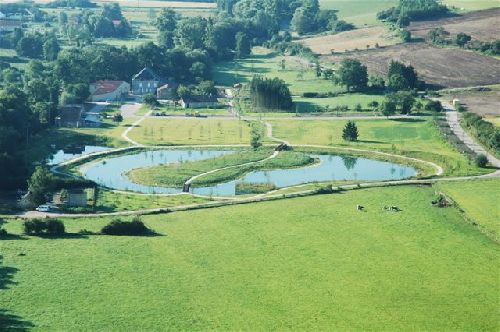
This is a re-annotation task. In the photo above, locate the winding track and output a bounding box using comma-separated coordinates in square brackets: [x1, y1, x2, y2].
[18, 112, 499, 218]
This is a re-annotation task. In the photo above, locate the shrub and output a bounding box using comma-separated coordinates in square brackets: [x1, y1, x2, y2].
[23, 218, 65, 236]
[113, 113, 123, 122]
[46, 219, 65, 235]
[101, 217, 154, 236]
[0, 228, 8, 237]
[475, 154, 488, 168]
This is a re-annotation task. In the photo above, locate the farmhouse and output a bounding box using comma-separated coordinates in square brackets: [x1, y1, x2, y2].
[131, 67, 163, 95]
[157, 82, 178, 100]
[180, 95, 219, 109]
[55, 104, 84, 128]
[0, 18, 22, 32]
[89, 80, 130, 102]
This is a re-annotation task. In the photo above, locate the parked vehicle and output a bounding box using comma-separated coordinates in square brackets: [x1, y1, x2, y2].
[35, 204, 51, 212]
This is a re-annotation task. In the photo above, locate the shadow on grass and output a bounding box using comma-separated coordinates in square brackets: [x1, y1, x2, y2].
[0, 234, 28, 241]
[0, 255, 34, 331]
[356, 139, 384, 144]
[391, 118, 426, 123]
[0, 309, 34, 331]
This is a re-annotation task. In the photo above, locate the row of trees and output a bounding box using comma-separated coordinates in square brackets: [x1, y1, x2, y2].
[334, 59, 421, 92]
[249, 75, 293, 111]
[377, 0, 449, 27]
[428, 28, 500, 56]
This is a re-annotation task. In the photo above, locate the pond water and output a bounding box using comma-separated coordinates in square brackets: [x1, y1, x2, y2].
[48, 145, 111, 165]
[81, 149, 417, 197]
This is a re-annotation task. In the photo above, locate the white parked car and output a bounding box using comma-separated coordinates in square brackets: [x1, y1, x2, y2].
[35, 204, 51, 212]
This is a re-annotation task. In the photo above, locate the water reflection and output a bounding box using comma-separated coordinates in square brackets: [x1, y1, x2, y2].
[81, 149, 417, 197]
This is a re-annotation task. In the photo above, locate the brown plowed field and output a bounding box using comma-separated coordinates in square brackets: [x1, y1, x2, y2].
[443, 87, 500, 117]
[409, 8, 500, 42]
[323, 43, 500, 88]
[299, 26, 399, 55]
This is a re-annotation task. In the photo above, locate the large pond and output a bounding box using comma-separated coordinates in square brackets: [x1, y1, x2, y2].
[48, 145, 110, 165]
[80, 149, 417, 197]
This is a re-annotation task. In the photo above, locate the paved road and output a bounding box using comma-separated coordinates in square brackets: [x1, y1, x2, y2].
[441, 99, 500, 168]
[120, 102, 143, 118]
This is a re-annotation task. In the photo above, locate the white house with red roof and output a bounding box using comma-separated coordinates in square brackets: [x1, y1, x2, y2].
[89, 80, 130, 102]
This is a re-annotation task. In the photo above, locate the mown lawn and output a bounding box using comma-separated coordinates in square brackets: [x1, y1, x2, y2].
[0, 186, 498, 330]
[127, 118, 256, 146]
[436, 178, 500, 239]
[269, 118, 489, 176]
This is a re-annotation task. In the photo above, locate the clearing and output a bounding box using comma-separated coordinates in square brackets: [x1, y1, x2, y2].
[126, 118, 255, 146]
[0, 186, 497, 330]
[324, 43, 500, 88]
[299, 26, 399, 55]
[409, 7, 500, 42]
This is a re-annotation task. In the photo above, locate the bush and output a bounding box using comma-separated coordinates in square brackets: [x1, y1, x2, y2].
[23, 218, 65, 236]
[113, 113, 123, 122]
[101, 217, 154, 236]
[475, 154, 488, 168]
[0, 228, 8, 237]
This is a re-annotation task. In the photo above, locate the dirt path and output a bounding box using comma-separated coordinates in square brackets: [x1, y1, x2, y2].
[441, 99, 500, 168]
[120, 102, 143, 118]
[121, 110, 152, 146]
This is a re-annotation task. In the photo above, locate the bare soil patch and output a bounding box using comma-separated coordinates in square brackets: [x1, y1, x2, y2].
[443, 86, 500, 117]
[409, 8, 500, 42]
[323, 43, 500, 88]
[299, 27, 399, 55]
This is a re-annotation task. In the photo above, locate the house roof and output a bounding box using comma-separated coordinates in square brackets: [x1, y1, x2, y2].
[132, 67, 162, 82]
[92, 80, 127, 96]
[158, 81, 178, 90]
[182, 95, 218, 103]
[0, 19, 23, 28]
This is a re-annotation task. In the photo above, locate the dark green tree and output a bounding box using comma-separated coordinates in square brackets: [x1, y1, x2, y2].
[336, 59, 368, 92]
[342, 121, 358, 141]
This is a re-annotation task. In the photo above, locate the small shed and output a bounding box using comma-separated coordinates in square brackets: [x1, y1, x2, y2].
[180, 95, 219, 109]
[157, 82, 178, 100]
[66, 189, 88, 207]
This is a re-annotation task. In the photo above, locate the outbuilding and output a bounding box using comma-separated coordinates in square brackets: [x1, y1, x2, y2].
[89, 80, 130, 102]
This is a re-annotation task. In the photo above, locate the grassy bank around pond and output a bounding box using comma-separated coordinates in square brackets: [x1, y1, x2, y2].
[269, 118, 491, 177]
[127, 148, 315, 188]
[0, 186, 497, 330]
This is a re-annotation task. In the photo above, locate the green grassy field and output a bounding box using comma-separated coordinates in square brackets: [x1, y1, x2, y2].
[269, 118, 488, 176]
[295, 94, 386, 112]
[127, 118, 256, 146]
[95, 190, 211, 212]
[442, 0, 500, 11]
[436, 178, 500, 239]
[319, 0, 397, 27]
[214, 47, 341, 96]
[1, 186, 498, 330]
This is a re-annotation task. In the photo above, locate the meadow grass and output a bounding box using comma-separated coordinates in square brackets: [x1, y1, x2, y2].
[0, 186, 498, 330]
[442, 0, 500, 11]
[294, 93, 386, 112]
[126, 118, 256, 146]
[268, 118, 488, 176]
[436, 178, 500, 239]
[213, 47, 342, 96]
[94, 190, 212, 212]
[319, 0, 398, 27]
